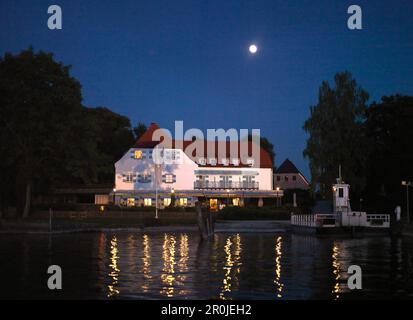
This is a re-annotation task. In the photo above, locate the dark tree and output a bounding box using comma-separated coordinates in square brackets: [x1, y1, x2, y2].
[0, 48, 99, 218]
[247, 134, 275, 167]
[133, 122, 147, 140]
[303, 72, 369, 197]
[364, 95, 413, 211]
[86, 107, 135, 183]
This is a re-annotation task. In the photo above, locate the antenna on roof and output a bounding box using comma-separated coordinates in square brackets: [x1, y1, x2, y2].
[337, 164, 342, 184]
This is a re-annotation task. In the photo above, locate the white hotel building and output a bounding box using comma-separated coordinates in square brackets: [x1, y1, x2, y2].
[113, 123, 282, 209]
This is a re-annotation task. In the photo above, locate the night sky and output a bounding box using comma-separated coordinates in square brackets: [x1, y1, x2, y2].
[1, 0, 413, 178]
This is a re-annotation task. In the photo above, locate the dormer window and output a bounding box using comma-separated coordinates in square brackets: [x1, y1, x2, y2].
[172, 150, 180, 160]
[247, 158, 255, 166]
[231, 158, 240, 166]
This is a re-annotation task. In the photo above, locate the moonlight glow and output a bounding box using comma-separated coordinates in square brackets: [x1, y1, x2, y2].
[249, 44, 258, 54]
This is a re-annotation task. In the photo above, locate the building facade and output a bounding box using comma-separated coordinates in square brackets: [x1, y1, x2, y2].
[274, 159, 310, 190]
[114, 123, 282, 209]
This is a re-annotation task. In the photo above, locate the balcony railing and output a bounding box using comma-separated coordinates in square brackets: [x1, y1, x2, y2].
[194, 181, 259, 190]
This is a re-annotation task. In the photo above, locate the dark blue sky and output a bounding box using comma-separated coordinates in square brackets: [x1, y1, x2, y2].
[1, 0, 413, 178]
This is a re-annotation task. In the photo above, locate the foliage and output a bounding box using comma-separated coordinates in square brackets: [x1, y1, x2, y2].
[303, 72, 369, 197]
[0, 48, 136, 217]
[0, 48, 100, 217]
[133, 122, 147, 140]
[86, 107, 135, 183]
[363, 95, 413, 211]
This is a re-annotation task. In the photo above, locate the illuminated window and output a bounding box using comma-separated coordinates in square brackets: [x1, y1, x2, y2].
[127, 198, 135, 207]
[163, 198, 171, 206]
[232, 198, 240, 206]
[179, 198, 188, 206]
[162, 173, 176, 183]
[144, 198, 152, 206]
[134, 150, 143, 159]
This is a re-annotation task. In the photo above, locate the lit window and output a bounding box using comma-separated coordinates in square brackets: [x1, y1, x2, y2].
[232, 198, 240, 206]
[134, 150, 143, 159]
[144, 198, 152, 206]
[127, 198, 135, 207]
[179, 198, 188, 206]
[162, 174, 176, 183]
[163, 198, 171, 206]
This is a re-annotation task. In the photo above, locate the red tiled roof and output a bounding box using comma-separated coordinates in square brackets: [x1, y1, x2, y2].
[134, 123, 162, 148]
[133, 123, 273, 168]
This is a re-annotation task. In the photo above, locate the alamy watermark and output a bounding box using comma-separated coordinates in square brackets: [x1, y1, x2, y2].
[149, 121, 262, 167]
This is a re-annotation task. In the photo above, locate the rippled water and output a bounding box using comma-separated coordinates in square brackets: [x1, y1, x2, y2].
[0, 231, 412, 299]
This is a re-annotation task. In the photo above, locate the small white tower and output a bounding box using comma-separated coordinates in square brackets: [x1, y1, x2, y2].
[332, 166, 351, 214]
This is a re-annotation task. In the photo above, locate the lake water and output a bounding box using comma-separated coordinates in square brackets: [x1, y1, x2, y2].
[0, 231, 412, 299]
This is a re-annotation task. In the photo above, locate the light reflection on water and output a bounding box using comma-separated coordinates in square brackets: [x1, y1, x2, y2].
[274, 236, 283, 298]
[107, 236, 120, 298]
[1, 232, 413, 299]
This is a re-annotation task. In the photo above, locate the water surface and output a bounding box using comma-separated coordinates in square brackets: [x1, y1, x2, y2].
[0, 232, 412, 299]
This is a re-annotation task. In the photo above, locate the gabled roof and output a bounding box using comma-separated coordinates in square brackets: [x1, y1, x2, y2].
[132, 122, 273, 168]
[275, 159, 300, 174]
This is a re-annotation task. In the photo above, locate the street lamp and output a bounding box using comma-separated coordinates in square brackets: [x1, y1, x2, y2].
[401, 181, 412, 224]
[112, 188, 117, 205]
[275, 187, 281, 207]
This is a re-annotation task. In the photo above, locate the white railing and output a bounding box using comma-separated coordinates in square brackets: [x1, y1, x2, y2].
[366, 214, 390, 228]
[194, 181, 259, 190]
[291, 214, 337, 228]
[292, 213, 390, 229]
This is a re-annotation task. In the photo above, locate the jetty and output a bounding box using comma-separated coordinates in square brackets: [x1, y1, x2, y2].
[291, 174, 390, 236]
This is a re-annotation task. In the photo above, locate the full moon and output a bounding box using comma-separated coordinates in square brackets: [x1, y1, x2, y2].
[249, 44, 258, 54]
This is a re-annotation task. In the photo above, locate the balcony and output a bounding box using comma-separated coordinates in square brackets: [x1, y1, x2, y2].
[194, 181, 259, 190]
